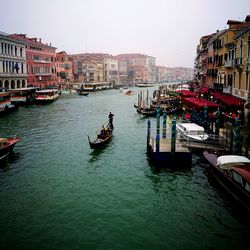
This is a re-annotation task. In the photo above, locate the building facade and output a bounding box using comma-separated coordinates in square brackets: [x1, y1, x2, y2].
[10, 34, 57, 88]
[116, 53, 156, 84]
[194, 15, 250, 106]
[0, 32, 27, 89]
[56, 51, 73, 88]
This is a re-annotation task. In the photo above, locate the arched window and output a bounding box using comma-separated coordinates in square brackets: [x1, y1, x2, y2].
[4, 80, 9, 89]
[11, 80, 15, 89]
[17, 80, 20, 88]
[3, 61, 5, 73]
[15, 46, 17, 56]
[22, 80, 26, 87]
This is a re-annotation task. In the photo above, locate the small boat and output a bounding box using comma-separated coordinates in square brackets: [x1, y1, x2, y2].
[0, 137, 20, 161]
[125, 90, 134, 95]
[176, 123, 209, 141]
[79, 91, 89, 96]
[35, 89, 59, 104]
[203, 150, 250, 210]
[88, 125, 113, 149]
[0, 92, 18, 116]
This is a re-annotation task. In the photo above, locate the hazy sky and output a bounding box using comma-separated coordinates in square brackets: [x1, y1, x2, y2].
[0, 0, 249, 67]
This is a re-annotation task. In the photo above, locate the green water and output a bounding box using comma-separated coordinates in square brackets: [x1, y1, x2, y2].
[0, 89, 249, 250]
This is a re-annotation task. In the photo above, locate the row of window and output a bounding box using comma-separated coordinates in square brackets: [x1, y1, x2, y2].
[0, 42, 24, 57]
[1, 60, 25, 74]
[27, 66, 57, 74]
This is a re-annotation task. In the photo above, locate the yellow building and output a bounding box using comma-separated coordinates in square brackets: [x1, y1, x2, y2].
[233, 25, 250, 105]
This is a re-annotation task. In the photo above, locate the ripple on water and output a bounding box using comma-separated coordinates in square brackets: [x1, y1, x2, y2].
[0, 89, 249, 250]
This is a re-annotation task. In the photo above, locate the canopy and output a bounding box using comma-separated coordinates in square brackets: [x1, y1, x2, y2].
[220, 94, 245, 106]
[211, 91, 245, 106]
[176, 90, 194, 97]
[183, 97, 222, 110]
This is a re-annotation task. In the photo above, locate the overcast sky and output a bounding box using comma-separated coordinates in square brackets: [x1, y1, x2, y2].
[0, 0, 249, 67]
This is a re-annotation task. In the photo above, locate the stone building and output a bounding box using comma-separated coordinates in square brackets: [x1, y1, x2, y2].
[0, 31, 27, 89]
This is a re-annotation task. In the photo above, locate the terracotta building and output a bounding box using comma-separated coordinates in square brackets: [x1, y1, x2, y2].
[10, 34, 57, 88]
[56, 51, 73, 88]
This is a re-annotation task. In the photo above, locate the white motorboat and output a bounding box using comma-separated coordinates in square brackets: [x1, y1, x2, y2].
[176, 123, 209, 141]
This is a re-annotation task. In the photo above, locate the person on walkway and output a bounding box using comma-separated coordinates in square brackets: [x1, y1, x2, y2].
[108, 112, 114, 129]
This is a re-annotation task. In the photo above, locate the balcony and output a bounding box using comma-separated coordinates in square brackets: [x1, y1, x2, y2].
[224, 60, 234, 68]
[34, 72, 52, 76]
[235, 58, 242, 67]
[0, 72, 27, 77]
[33, 59, 51, 64]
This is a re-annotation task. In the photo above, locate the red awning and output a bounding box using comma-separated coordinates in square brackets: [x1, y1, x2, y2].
[183, 97, 222, 110]
[220, 94, 245, 106]
[200, 87, 209, 94]
[176, 90, 194, 97]
[211, 91, 223, 99]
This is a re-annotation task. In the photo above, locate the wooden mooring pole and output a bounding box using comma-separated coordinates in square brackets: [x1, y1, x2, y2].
[171, 120, 176, 153]
[162, 112, 166, 138]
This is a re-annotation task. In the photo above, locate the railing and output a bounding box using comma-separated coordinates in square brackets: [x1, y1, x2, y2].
[34, 72, 52, 75]
[33, 59, 51, 63]
[224, 60, 234, 68]
[235, 58, 242, 66]
[0, 72, 27, 77]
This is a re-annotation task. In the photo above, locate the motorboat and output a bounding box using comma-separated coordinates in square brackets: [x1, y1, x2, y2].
[0, 92, 18, 116]
[176, 123, 209, 141]
[0, 137, 20, 162]
[35, 89, 59, 104]
[203, 150, 250, 210]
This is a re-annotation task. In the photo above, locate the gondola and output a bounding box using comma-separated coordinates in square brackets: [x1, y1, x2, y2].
[79, 91, 89, 96]
[88, 125, 113, 149]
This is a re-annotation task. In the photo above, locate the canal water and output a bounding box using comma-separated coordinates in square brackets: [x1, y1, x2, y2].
[0, 88, 249, 250]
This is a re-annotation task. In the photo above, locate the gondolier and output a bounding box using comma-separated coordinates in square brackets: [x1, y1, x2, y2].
[108, 112, 114, 129]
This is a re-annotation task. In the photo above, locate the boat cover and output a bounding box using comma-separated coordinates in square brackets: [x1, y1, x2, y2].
[217, 155, 250, 170]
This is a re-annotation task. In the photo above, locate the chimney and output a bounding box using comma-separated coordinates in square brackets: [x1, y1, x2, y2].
[39, 38, 41, 43]
[50, 43, 51, 46]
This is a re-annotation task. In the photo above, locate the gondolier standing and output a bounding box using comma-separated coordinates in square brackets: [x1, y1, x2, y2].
[108, 112, 114, 130]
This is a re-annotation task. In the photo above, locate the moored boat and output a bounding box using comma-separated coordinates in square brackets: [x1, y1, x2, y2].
[35, 89, 59, 104]
[10, 87, 37, 105]
[176, 123, 209, 141]
[0, 92, 18, 116]
[137, 82, 155, 87]
[0, 137, 20, 162]
[203, 150, 250, 211]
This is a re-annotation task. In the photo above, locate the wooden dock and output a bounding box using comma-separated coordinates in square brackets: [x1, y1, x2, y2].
[147, 137, 192, 166]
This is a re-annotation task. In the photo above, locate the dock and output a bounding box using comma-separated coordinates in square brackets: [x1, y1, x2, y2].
[146, 108, 192, 167]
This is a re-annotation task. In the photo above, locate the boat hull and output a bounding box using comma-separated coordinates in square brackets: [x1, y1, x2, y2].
[203, 151, 250, 211]
[0, 137, 20, 158]
[35, 96, 59, 104]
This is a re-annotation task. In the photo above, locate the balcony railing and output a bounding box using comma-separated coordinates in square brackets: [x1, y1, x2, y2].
[224, 60, 234, 68]
[34, 72, 52, 75]
[235, 58, 242, 66]
[33, 59, 51, 63]
[0, 72, 27, 77]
